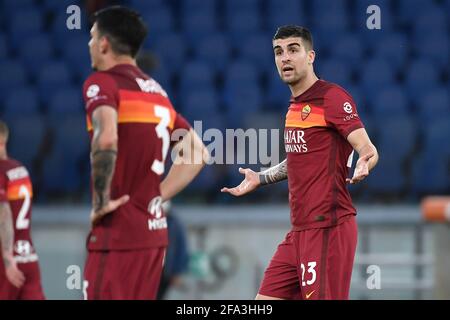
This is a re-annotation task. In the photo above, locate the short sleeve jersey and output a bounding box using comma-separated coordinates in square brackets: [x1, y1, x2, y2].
[284, 79, 364, 231]
[83, 64, 191, 250]
[0, 159, 38, 263]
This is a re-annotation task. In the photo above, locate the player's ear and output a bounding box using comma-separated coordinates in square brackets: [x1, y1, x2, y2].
[99, 35, 109, 54]
[308, 50, 315, 65]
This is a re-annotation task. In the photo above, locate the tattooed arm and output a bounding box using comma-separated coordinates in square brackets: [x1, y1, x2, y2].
[258, 159, 288, 185]
[0, 201, 25, 288]
[89, 106, 129, 226]
[221, 159, 287, 197]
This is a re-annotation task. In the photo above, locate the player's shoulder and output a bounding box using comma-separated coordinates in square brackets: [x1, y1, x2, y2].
[321, 80, 353, 99]
[83, 70, 116, 88]
[0, 158, 28, 177]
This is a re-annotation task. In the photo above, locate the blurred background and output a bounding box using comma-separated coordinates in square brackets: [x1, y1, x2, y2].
[0, 0, 449, 299]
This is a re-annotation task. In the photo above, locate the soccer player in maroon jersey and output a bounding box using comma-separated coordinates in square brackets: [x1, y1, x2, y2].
[82, 7, 208, 300]
[222, 26, 379, 300]
[0, 121, 45, 300]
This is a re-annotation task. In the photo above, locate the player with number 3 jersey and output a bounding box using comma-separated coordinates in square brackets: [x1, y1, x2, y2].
[82, 7, 208, 299]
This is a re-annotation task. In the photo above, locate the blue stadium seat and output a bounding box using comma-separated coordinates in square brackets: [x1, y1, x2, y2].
[331, 34, 364, 68]
[4, 87, 40, 121]
[52, 115, 89, 163]
[414, 7, 447, 36]
[0, 33, 8, 60]
[312, 0, 347, 14]
[405, 59, 439, 101]
[182, 9, 218, 46]
[266, 72, 291, 110]
[181, 0, 217, 12]
[421, 118, 450, 158]
[366, 157, 406, 194]
[360, 58, 396, 102]
[417, 87, 449, 123]
[411, 154, 450, 195]
[185, 164, 219, 193]
[182, 89, 221, 122]
[397, 0, 433, 26]
[47, 86, 83, 117]
[8, 116, 46, 171]
[42, 0, 81, 11]
[42, 114, 89, 193]
[226, 10, 262, 44]
[413, 33, 449, 70]
[0, 60, 27, 97]
[50, 12, 87, 45]
[224, 83, 263, 127]
[62, 34, 91, 80]
[377, 117, 416, 160]
[411, 117, 450, 194]
[237, 33, 273, 76]
[317, 59, 352, 88]
[224, 60, 259, 89]
[142, 7, 175, 38]
[40, 152, 81, 194]
[372, 86, 409, 120]
[313, 11, 349, 47]
[267, 0, 303, 13]
[2, 0, 36, 11]
[178, 60, 215, 98]
[19, 34, 54, 77]
[146, 63, 174, 100]
[128, 0, 164, 13]
[194, 33, 231, 73]
[373, 33, 408, 73]
[225, 0, 260, 13]
[37, 61, 72, 103]
[268, 7, 307, 35]
[8, 9, 44, 49]
[152, 33, 188, 77]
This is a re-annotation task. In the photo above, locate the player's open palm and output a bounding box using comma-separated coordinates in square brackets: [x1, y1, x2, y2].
[5, 258, 25, 288]
[347, 153, 374, 184]
[221, 167, 260, 196]
[90, 195, 130, 226]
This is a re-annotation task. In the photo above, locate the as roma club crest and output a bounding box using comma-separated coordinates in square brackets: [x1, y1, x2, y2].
[301, 105, 311, 120]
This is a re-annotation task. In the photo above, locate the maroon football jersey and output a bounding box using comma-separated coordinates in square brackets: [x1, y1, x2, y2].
[83, 64, 191, 250]
[284, 79, 364, 231]
[0, 159, 38, 263]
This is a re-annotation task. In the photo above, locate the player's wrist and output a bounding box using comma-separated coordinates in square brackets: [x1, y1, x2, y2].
[258, 173, 267, 186]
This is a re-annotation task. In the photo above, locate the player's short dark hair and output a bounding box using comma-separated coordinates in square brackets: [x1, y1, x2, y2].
[273, 25, 313, 50]
[93, 6, 148, 58]
[0, 120, 9, 141]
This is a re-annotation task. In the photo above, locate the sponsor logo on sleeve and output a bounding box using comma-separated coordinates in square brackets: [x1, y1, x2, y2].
[86, 84, 100, 98]
[343, 102, 353, 114]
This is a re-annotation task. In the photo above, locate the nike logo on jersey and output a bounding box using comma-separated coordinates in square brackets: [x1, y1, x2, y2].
[306, 290, 315, 299]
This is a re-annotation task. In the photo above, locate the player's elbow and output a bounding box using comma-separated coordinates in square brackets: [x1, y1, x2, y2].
[97, 132, 118, 151]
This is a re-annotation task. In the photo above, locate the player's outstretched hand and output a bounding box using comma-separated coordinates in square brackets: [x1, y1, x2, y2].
[4, 257, 25, 288]
[90, 195, 130, 226]
[346, 152, 374, 184]
[221, 167, 260, 197]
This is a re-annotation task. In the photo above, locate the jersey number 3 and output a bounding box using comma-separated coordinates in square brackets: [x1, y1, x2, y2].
[151, 105, 171, 175]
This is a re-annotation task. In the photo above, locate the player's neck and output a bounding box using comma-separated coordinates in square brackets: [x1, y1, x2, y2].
[290, 72, 319, 98]
[100, 55, 137, 71]
[0, 150, 7, 160]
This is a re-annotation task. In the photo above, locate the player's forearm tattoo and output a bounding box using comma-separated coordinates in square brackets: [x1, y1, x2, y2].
[0, 202, 14, 267]
[258, 159, 288, 185]
[91, 149, 117, 210]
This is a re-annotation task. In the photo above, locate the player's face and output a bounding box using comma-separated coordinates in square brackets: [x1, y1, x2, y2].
[273, 37, 313, 85]
[88, 23, 102, 70]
